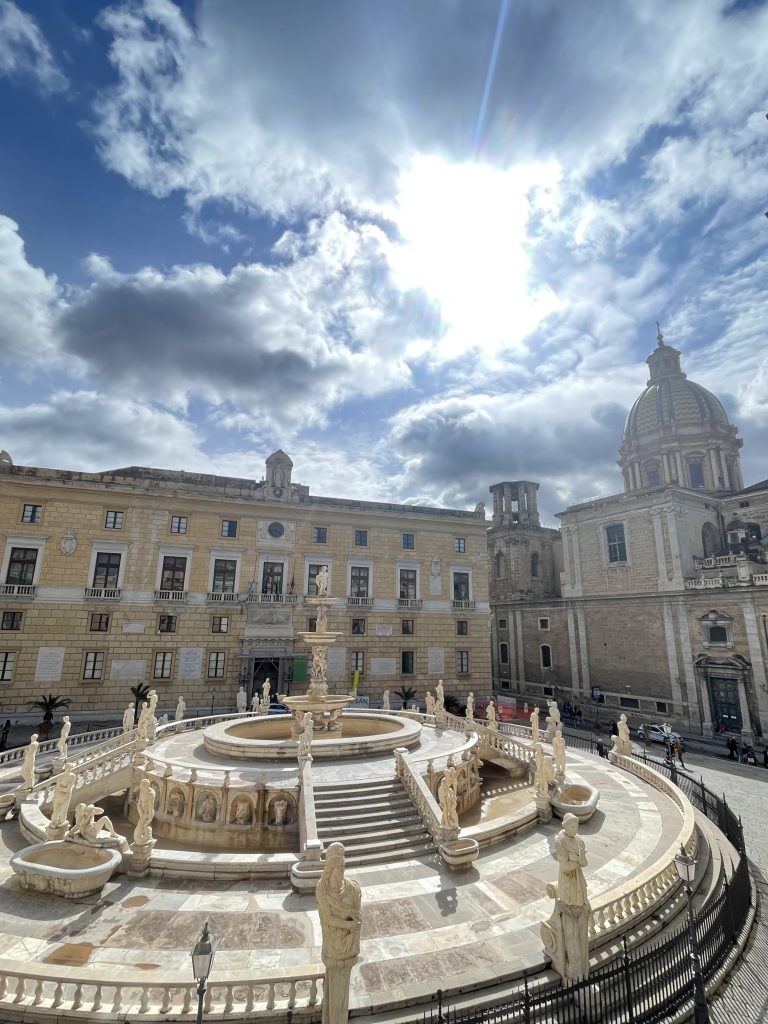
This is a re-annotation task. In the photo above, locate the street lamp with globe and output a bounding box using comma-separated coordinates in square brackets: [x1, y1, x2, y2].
[191, 921, 219, 1024]
[674, 847, 710, 1023]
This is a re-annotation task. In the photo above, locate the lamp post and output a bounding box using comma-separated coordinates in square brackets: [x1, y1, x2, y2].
[191, 921, 219, 1024]
[674, 848, 710, 1023]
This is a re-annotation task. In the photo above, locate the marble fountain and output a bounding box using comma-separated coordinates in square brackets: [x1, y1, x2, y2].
[0, 584, 712, 1022]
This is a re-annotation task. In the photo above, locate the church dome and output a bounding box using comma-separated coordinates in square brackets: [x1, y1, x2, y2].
[624, 374, 729, 442]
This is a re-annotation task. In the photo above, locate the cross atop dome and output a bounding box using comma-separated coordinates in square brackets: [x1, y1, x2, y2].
[655, 320, 664, 346]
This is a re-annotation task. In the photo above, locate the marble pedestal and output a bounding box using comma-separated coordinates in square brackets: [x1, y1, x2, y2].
[128, 838, 156, 878]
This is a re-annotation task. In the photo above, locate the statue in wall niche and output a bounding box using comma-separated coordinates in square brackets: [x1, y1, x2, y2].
[270, 797, 289, 826]
[437, 765, 460, 830]
[262, 677, 272, 707]
[133, 778, 156, 845]
[123, 703, 135, 733]
[435, 679, 445, 711]
[167, 788, 185, 817]
[232, 798, 252, 826]
[137, 702, 151, 742]
[540, 813, 591, 984]
[530, 706, 540, 744]
[49, 763, 76, 829]
[197, 793, 218, 823]
[382, 690, 390, 711]
[553, 727, 566, 779]
[466, 692, 475, 721]
[175, 695, 186, 723]
[425, 691, 435, 716]
[486, 701, 497, 729]
[21, 733, 39, 790]
[315, 564, 329, 597]
[57, 716, 71, 758]
[69, 802, 119, 843]
[236, 686, 248, 714]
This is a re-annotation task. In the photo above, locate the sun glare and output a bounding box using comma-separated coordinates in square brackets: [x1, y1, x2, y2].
[392, 156, 560, 360]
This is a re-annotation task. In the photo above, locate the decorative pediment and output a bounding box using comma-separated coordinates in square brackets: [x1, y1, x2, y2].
[699, 609, 732, 624]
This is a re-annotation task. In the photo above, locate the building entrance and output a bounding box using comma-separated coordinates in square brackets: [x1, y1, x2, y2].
[708, 676, 742, 732]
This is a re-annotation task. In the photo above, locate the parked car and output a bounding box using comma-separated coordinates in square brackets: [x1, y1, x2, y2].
[636, 724, 685, 751]
[267, 702, 290, 715]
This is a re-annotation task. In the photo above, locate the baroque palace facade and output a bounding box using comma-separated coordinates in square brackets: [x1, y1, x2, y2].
[488, 332, 768, 739]
[0, 449, 490, 713]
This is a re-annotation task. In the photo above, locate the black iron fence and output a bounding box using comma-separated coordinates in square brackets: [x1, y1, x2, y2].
[416, 748, 752, 1023]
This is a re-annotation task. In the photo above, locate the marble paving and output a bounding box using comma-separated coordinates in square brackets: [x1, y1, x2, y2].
[0, 746, 684, 1008]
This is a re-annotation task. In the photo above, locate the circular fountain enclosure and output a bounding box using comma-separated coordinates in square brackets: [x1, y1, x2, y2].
[203, 711, 422, 760]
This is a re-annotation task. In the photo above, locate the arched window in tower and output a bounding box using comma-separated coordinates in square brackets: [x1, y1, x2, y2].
[540, 644, 552, 669]
[499, 642, 509, 665]
[645, 462, 661, 486]
[495, 551, 506, 578]
[688, 460, 705, 489]
[531, 552, 539, 577]
[701, 522, 719, 558]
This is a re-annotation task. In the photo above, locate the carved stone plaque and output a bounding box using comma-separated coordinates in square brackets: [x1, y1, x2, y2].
[110, 659, 146, 680]
[178, 648, 203, 680]
[370, 657, 397, 675]
[256, 520, 296, 545]
[35, 647, 65, 682]
[327, 647, 346, 680]
[428, 647, 445, 674]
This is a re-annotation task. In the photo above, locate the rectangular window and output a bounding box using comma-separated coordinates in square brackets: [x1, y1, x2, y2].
[689, 462, 705, 489]
[21, 504, 42, 524]
[453, 537, 465, 553]
[0, 652, 15, 681]
[456, 650, 469, 674]
[6, 547, 37, 586]
[262, 561, 284, 595]
[105, 510, 124, 529]
[351, 618, 366, 635]
[399, 568, 417, 599]
[620, 696, 640, 710]
[221, 519, 238, 538]
[350, 566, 369, 598]
[401, 650, 414, 674]
[170, 515, 188, 535]
[1, 611, 22, 631]
[212, 558, 237, 593]
[161, 555, 187, 592]
[453, 571, 470, 601]
[354, 529, 368, 547]
[351, 651, 365, 672]
[153, 652, 173, 679]
[211, 615, 229, 634]
[93, 552, 121, 589]
[83, 651, 104, 680]
[207, 651, 226, 678]
[655, 700, 668, 713]
[312, 526, 328, 544]
[402, 533, 415, 550]
[89, 612, 110, 632]
[401, 618, 414, 635]
[158, 614, 177, 633]
[605, 524, 627, 564]
[498, 618, 507, 630]
[307, 616, 318, 632]
[456, 620, 468, 636]
[307, 563, 324, 596]
[538, 617, 550, 631]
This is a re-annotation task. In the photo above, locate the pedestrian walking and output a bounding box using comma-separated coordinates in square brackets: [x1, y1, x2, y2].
[673, 737, 685, 768]
[727, 737, 738, 761]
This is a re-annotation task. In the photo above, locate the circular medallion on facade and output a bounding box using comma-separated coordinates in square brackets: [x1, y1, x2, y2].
[267, 521, 285, 538]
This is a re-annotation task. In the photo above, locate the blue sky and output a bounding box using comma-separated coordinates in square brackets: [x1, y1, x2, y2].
[0, 0, 766, 519]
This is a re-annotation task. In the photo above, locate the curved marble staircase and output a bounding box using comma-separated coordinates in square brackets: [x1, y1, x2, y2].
[313, 777, 436, 867]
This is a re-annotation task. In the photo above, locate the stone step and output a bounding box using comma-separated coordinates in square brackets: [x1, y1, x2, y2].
[316, 809, 422, 831]
[319, 821, 427, 845]
[313, 779, 399, 795]
[314, 794, 413, 813]
[346, 840, 436, 867]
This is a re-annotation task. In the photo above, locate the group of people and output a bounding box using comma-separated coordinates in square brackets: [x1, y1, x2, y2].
[725, 736, 766, 767]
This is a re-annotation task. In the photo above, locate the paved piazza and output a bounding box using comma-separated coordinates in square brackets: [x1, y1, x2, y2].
[0, 741, 685, 1011]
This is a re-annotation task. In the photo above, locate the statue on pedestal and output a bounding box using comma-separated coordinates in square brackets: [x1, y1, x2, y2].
[316, 842, 362, 1024]
[21, 733, 39, 790]
[251, 693, 260, 713]
[553, 726, 567, 779]
[57, 716, 71, 759]
[425, 691, 435, 716]
[382, 689, 390, 711]
[540, 813, 591, 984]
[123, 703, 135, 733]
[236, 686, 247, 714]
[298, 713, 314, 762]
[68, 802, 119, 843]
[147, 689, 159, 717]
[262, 677, 272, 708]
[530, 706, 540, 744]
[615, 713, 632, 755]
[137, 702, 151, 742]
[435, 679, 445, 711]
[133, 778, 156, 846]
[486, 701, 497, 729]
[49, 763, 76, 830]
[315, 565, 329, 597]
[437, 765, 460, 830]
[465, 692, 474, 722]
[175, 695, 186, 723]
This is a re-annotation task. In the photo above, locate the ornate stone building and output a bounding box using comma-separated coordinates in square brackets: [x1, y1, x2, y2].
[490, 333, 768, 740]
[0, 451, 490, 713]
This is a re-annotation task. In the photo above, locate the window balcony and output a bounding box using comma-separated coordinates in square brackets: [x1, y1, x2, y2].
[754, 573, 768, 586]
[347, 595, 373, 607]
[0, 584, 36, 598]
[247, 592, 299, 605]
[397, 597, 422, 609]
[84, 587, 121, 601]
[207, 591, 240, 603]
[452, 599, 476, 610]
[684, 578, 724, 590]
[154, 589, 188, 602]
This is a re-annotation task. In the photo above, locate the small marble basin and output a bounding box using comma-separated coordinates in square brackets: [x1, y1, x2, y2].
[11, 841, 122, 899]
[551, 781, 600, 823]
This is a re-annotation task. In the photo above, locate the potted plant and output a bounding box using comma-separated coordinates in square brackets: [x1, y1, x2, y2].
[26, 693, 71, 735]
[394, 685, 417, 710]
[130, 683, 152, 724]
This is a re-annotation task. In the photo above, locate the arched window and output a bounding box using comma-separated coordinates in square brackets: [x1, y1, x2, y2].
[645, 462, 661, 486]
[531, 552, 539, 577]
[701, 522, 719, 558]
[495, 551, 506, 578]
[540, 644, 552, 669]
[499, 642, 509, 665]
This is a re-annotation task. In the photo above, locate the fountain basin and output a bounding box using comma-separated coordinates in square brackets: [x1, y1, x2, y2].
[550, 781, 600, 823]
[203, 712, 422, 760]
[11, 841, 122, 898]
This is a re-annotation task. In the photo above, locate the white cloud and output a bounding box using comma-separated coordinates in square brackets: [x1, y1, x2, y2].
[0, 214, 61, 364]
[0, 0, 67, 92]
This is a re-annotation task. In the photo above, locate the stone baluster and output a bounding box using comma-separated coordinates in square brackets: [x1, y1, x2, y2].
[32, 979, 43, 1005]
[160, 987, 173, 1013]
[244, 985, 255, 1012]
[287, 979, 297, 1007]
[139, 986, 150, 1013]
[71, 982, 84, 1011]
[52, 981, 63, 1008]
[310, 976, 319, 1004]
[181, 986, 192, 1014]
[111, 985, 123, 1014]
[266, 983, 276, 1011]
[224, 985, 234, 1012]
[13, 976, 26, 1003]
[92, 984, 103, 1012]
[204, 985, 213, 1012]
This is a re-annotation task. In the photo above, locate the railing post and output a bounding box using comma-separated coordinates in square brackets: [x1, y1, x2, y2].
[622, 935, 635, 1024]
[723, 877, 737, 943]
[699, 777, 707, 817]
[436, 987, 444, 1024]
[523, 970, 531, 1024]
[670, 758, 678, 787]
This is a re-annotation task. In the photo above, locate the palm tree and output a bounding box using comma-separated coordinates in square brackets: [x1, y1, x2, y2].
[394, 684, 417, 709]
[27, 693, 70, 726]
[130, 683, 152, 724]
